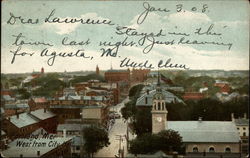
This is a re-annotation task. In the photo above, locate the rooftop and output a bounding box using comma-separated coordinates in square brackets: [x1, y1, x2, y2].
[2, 137, 71, 157]
[136, 89, 184, 107]
[30, 109, 56, 120]
[57, 124, 91, 131]
[168, 121, 240, 143]
[32, 97, 47, 103]
[4, 103, 29, 109]
[234, 118, 249, 126]
[9, 113, 39, 128]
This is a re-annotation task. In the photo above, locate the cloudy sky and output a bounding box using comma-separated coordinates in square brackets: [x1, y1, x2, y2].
[1, 0, 249, 73]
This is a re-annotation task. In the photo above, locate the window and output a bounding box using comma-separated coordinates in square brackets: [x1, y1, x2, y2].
[193, 147, 198, 152]
[243, 127, 246, 130]
[158, 102, 161, 110]
[225, 147, 231, 153]
[76, 146, 80, 150]
[243, 132, 246, 136]
[209, 147, 215, 152]
[237, 128, 239, 130]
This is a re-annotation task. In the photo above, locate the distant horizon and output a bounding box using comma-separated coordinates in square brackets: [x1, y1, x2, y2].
[1, 68, 249, 75]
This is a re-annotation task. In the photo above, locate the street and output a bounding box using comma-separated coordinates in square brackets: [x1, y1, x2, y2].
[94, 97, 129, 158]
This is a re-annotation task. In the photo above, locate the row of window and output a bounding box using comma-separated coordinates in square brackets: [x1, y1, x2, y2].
[237, 127, 247, 130]
[193, 146, 231, 153]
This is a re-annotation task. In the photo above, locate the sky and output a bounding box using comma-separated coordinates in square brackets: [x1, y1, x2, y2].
[1, 0, 249, 73]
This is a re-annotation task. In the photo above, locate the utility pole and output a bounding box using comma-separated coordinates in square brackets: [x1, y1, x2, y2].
[115, 135, 125, 158]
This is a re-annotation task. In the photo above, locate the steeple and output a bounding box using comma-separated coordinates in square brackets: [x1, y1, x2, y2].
[157, 70, 160, 86]
[156, 69, 161, 93]
[152, 70, 168, 134]
[96, 65, 100, 75]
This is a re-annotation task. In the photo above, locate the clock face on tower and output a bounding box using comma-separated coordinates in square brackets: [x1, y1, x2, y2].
[156, 117, 162, 122]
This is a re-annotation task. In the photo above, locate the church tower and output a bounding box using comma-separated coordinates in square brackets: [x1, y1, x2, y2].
[96, 65, 100, 75]
[151, 72, 168, 134]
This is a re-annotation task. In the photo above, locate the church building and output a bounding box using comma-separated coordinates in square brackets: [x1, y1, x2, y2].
[151, 76, 241, 157]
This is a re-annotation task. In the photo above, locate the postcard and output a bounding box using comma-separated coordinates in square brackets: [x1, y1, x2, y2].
[1, 0, 249, 158]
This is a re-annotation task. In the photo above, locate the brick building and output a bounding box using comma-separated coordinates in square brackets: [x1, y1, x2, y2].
[131, 68, 150, 82]
[104, 69, 130, 83]
[28, 97, 49, 111]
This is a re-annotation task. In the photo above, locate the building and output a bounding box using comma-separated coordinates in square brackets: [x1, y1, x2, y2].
[2, 95, 15, 104]
[57, 124, 91, 137]
[182, 92, 205, 101]
[232, 113, 249, 154]
[30, 109, 57, 133]
[3, 112, 40, 139]
[136, 86, 184, 108]
[96, 65, 100, 75]
[28, 97, 49, 111]
[57, 124, 91, 157]
[150, 79, 241, 157]
[214, 80, 231, 93]
[4, 103, 29, 117]
[131, 68, 150, 82]
[104, 69, 130, 83]
[81, 103, 109, 126]
[0, 130, 8, 150]
[1, 135, 71, 157]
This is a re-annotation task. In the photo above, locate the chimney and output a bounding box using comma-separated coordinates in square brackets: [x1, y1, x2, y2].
[231, 113, 235, 122]
[37, 151, 40, 156]
[145, 97, 148, 104]
[146, 89, 149, 95]
[198, 117, 202, 122]
[17, 113, 19, 119]
[44, 108, 47, 113]
[244, 113, 247, 119]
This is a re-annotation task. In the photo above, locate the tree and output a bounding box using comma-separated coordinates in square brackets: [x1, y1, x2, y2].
[157, 130, 183, 152]
[133, 108, 152, 136]
[83, 126, 110, 158]
[70, 73, 105, 85]
[129, 130, 183, 155]
[16, 88, 31, 99]
[128, 84, 144, 98]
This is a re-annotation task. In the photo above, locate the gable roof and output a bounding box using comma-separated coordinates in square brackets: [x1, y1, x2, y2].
[168, 121, 240, 143]
[136, 89, 184, 107]
[9, 113, 39, 128]
[30, 109, 56, 120]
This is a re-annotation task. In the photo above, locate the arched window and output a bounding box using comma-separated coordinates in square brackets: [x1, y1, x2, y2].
[193, 147, 198, 152]
[243, 132, 246, 136]
[158, 102, 161, 110]
[209, 147, 215, 152]
[225, 147, 231, 153]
